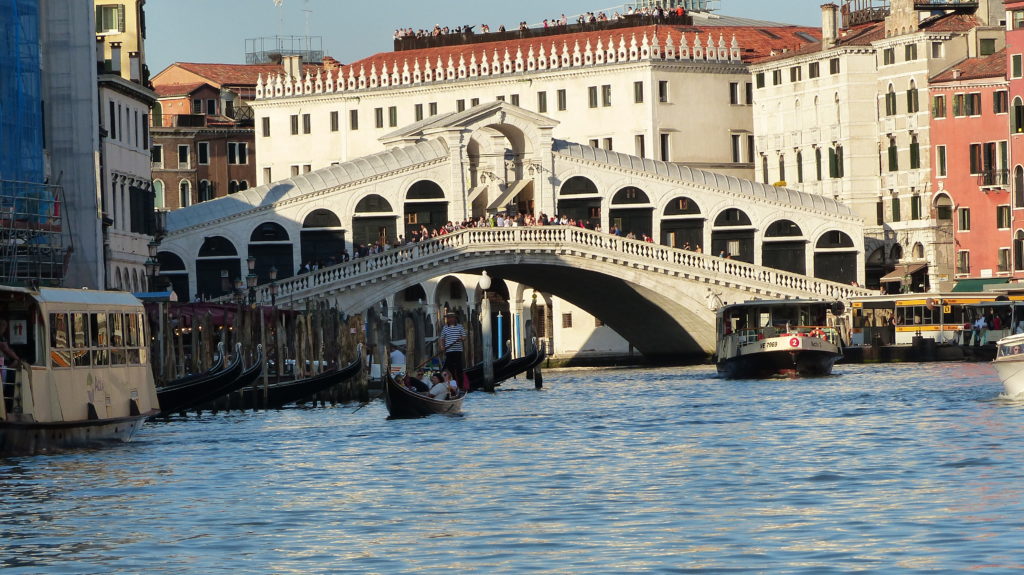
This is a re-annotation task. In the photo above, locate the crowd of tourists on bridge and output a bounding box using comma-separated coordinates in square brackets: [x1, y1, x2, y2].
[392, 5, 687, 42]
[290, 209, 718, 277]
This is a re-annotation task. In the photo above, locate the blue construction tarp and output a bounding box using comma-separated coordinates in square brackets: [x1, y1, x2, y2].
[0, 0, 43, 184]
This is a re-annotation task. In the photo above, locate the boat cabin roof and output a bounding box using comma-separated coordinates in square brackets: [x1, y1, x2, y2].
[716, 299, 833, 319]
[1, 285, 144, 311]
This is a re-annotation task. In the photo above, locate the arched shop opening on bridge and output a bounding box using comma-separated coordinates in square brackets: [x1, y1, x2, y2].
[404, 180, 448, 239]
[557, 176, 601, 228]
[353, 194, 397, 249]
[661, 196, 703, 249]
[302, 208, 346, 266]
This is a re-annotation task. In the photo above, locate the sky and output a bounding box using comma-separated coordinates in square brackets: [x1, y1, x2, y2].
[144, 0, 827, 75]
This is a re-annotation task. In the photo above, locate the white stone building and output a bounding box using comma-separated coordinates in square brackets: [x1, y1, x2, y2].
[250, 17, 821, 189]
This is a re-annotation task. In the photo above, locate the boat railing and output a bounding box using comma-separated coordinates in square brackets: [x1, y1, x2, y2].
[736, 325, 841, 346]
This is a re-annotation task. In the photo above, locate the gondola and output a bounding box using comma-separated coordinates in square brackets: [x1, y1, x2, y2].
[155, 343, 242, 416]
[193, 345, 265, 412]
[468, 346, 545, 390]
[463, 351, 511, 390]
[235, 355, 362, 409]
[384, 373, 464, 419]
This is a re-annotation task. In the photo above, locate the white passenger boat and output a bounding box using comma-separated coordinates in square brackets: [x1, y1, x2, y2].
[993, 333, 1024, 397]
[0, 286, 160, 455]
[716, 299, 845, 379]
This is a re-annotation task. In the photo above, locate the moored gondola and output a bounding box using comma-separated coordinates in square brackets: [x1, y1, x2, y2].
[468, 346, 545, 390]
[193, 345, 264, 412]
[155, 343, 242, 416]
[384, 373, 463, 419]
[236, 354, 362, 409]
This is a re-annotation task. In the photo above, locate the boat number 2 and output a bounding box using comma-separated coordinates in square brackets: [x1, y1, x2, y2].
[789, 338, 800, 348]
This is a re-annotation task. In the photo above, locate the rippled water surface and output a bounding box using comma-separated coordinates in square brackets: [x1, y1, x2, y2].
[3, 363, 1024, 574]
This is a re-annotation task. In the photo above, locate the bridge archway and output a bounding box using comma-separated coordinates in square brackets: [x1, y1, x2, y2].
[196, 236, 239, 299]
[661, 196, 704, 250]
[609, 186, 653, 238]
[467, 121, 536, 217]
[814, 230, 858, 284]
[404, 180, 447, 240]
[157, 251, 188, 301]
[762, 219, 806, 275]
[301, 208, 345, 267]
[711, 208, 754, 263]
[557, 176, 601, 227]
[353, 194, 397, 248]
[249, 222, 293, 282]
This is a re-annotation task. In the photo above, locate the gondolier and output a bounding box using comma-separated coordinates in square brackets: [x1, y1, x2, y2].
[440, 312, 467, 387]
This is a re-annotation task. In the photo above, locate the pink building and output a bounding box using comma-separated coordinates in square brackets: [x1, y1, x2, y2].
[1008, 2, 1024, 279]
[930, 50, 1010, 286]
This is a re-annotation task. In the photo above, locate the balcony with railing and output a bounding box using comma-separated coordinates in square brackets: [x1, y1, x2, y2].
[152, 111, 254, 130]
[913, 0, 978, 10]
[977, 169, 1009, 189]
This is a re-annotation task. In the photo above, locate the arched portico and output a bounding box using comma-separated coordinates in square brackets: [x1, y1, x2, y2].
[301, 208, 346, 267]
[711, 208, 754, 263]
[661, 196, 703, 250]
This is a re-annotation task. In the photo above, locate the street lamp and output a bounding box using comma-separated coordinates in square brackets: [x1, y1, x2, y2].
[234, 277, 245, 304]
[269, 265, 278, 307]
[247, 271, 258, 305]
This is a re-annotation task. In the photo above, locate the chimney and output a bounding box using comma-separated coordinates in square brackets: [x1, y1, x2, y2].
[109, 41, 122, 74]
[129, 51, 140, 82]
[96, 36, 105, 74]
[282, 55, 302, 82]
[952, 69, 961, 80]
[821, 3, 839, 49]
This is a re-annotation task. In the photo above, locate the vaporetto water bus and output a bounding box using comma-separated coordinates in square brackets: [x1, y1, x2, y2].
[0, 285, 160, 455]
[715, 299, 845, 378]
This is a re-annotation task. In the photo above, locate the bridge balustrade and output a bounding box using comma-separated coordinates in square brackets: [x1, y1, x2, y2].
[238, 226, 872, 306]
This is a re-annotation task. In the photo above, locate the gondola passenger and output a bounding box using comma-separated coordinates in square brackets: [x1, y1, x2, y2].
[428, 372, 449, 400]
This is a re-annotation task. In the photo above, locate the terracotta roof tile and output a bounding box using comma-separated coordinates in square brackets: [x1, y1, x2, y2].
[339, 23, 820, 75]
[167, 62, 322, 87]
[153, 82, 211, 98]
[931, 49, 1006, 83]
[756, 21, 884, 63]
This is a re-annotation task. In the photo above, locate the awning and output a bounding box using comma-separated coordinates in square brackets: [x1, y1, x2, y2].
[879, 263, 927, 283]
[951, 277, 1010, 293]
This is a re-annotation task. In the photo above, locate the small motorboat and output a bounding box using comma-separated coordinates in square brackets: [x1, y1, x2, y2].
[993, 333, 1024, 397]
[384, 373, 463, 419]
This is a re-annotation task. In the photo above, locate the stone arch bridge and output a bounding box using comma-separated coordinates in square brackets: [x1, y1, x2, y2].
[247, 227, 870, 359]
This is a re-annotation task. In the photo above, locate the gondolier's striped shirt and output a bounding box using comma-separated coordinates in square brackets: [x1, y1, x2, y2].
[441, 324, 466, 352]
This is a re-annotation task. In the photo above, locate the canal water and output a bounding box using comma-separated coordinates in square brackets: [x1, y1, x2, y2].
[2, 362, 1023, 574]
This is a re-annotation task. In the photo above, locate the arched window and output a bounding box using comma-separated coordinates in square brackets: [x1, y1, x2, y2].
[906, 80, 919, 113]
[153, 179, 165, 209]
[198, 179, 213, 202]
[1016, 165, 1024, 208]
[796, 150, 804, 183]
[239, 180, 249, 191]
[407, 180, 445, 199]
[777, 153, 786, 183]
[1013, 96, 1024, 134]
[885, 84, 897, 116]
[560, 176, 598, 195]
[228, 180, 238, 195]
[355, 194, 393, 213]
[178, 179, 191, 208]
[611, 187, 649, 205]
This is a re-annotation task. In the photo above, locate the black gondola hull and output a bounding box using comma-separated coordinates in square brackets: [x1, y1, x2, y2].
[384, 376, 463, 419]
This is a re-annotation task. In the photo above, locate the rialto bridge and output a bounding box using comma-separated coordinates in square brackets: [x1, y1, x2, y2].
[156, 102, 873, 359]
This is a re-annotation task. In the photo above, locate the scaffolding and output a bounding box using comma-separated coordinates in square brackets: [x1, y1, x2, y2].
[245, 36, 323, 65]
[0, 180, 69, 288]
